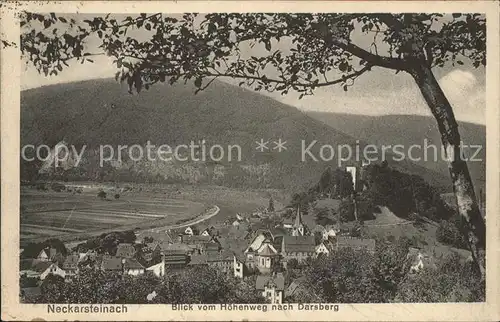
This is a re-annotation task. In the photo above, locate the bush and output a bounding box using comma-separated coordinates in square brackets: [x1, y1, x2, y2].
[315, 207, 336, 226]
[97, 190, 107, 200]
[339, 200, 355, 222]
[114, 193, 120, 199]
[436, 219, 467, 249]
[355, 194, 377, 221]
[36, 183, 48, 191]
[286, 258, 299, 270]
[51, 182, 66, 192]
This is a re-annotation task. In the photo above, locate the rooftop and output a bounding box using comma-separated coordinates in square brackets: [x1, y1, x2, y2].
[123, 258, 144, 270]
[62, 254, 79, 268]
[282, 235, 315, 253]
[256, 273, 285, 291]
[32, 261, 54, 273]
[101, 257, 123, 271]
[115, 243, 136, 258]
[183, 235, 212, 244]
[258, 244, 278, 256]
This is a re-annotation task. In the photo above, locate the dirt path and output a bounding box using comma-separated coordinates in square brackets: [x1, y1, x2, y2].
[143, 205, 220, 233]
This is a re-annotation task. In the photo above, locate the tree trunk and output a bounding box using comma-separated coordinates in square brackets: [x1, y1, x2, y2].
[409, 63, 486, 278]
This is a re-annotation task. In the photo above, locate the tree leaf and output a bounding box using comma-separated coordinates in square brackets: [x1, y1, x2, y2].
[194, 77, 202, 88]
[265, 40, 271, 51]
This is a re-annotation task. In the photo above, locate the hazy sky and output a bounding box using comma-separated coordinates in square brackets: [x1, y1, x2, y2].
[21, 14, 486, 125]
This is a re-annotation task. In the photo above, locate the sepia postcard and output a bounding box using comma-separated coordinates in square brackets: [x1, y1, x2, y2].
[1, 0, 499, 321]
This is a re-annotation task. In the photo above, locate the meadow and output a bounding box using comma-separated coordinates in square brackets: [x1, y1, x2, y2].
[20, 183, 286, 245]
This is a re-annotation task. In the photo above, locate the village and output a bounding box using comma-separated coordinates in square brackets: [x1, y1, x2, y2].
[19, 164, 438, 304]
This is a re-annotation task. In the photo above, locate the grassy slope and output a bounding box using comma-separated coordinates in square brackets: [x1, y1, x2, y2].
[362, 206, 471, 260]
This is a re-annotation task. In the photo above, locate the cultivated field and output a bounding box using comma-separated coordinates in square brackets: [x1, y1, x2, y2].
[20, 187, 206, 243]
[20, 183, 286, 245]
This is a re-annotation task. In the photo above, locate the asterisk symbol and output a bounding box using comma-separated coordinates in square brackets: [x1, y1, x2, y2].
[273, 138, 287, 152]
[255, 139, 269, 152]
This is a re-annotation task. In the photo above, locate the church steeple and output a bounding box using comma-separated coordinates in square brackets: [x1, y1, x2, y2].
[292, 206, 304, 236]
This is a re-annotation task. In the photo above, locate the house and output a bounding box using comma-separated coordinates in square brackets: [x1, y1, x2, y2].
[183, 236, 216, 254]
[225, 224, 250, 240]
[101, 256, 123, 273]
[285, 276, 307, 299]
[184, 226, 194, 236]
[78, 249, 98, 263]
[33, 261, 66, 280]
[281, 235, 315, 264]
[62, 254, 79, 279]
[315, 242, 331, 257]
[201, 242, 220, 255]
[245, 235, 280, 274]
[254, 239, 280, 274]
[115, 243, 136, 258]
[163, 252, 190, 270]
[123, 258, 145, 276]
[336, 236, 376, 253]
[256, 273, 285, 304]
[245, 230, 274, 254]
[285, 277, 321, 301]
[159, 242, 193, 255]
[248, 217, 261, 224]
[188, 254, 209, 267]
[146, 261, 165, 277]
[36, 248, 57, 262]
[233, 253, 246, 278]
[199, 225, 216, 237]
[141, 242, 162, 262]
[283, 217, 294, 229]
[182, 235, 212, 245]
[190, 251, 234, 273]
[322, 224, 340, 240]
[77, 250, 100, 269]
[212, 238, 248, 278]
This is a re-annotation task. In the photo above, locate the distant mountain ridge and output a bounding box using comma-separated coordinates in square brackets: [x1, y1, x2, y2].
[21, 78, 452, 192]
[306, 111, 486, 193]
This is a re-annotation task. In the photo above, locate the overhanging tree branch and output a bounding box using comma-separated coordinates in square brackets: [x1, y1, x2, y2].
[331, 38, 408, 71]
